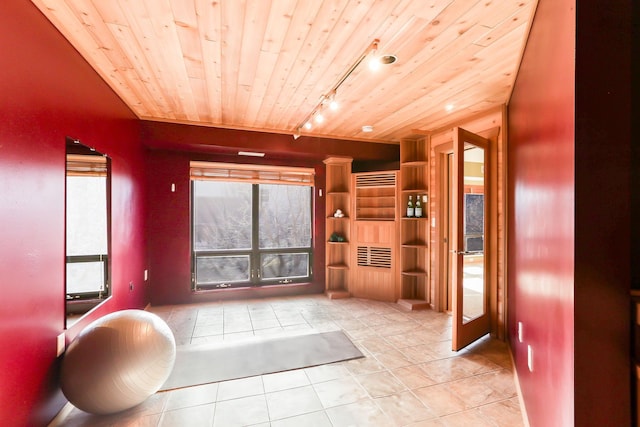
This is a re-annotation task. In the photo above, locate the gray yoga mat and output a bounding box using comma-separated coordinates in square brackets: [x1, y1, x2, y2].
[160, 330, 363, 390]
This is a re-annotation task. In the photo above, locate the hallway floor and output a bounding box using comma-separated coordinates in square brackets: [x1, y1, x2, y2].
[53, 295, 524, 426]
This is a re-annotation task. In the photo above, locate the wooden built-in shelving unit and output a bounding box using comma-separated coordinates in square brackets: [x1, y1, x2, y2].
[398, 137, 430, 310]
[354, 172, 397, 221]
[324, 157, 352, 299]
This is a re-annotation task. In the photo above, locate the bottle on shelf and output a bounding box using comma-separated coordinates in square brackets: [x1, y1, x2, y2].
[407, 195, 414, 218]
[415, 195, 422, 218]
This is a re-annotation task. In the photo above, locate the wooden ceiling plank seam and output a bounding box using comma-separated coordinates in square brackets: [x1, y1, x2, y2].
[219, 0, 246, 124]
[259, 0, 353, 129]
[120, 0, 180, 119]
[195, 0, 223, 123]
[323, 23, 492, 137]
[262, 0, 375, 129]
[140, 0, 201, 121]
[168, 0, 205, 86]
[117, 0, 184, 118]
[472, 4, 533, 48]
[377, 52, 519, 138]
[274, 2, 410, 132]
[360, 53, 516, 137]
[265, 0, 335, 130]
[305, 0, 490, 136]
[103, 21, 165, 117]
[233, 0, 274, 126]
[104, 0, 171, 117]
[188, 77, 213, 122]
[474, 0, 535, 29]
[273, 0, 416, 131]
[242, 0, 300, 127]
[66, 0, 133, 70]
[269, 0, 356, 130]
[378, 60, 515, 136]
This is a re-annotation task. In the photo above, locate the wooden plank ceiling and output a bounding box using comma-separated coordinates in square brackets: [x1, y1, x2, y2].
[31, 0, 538, 144]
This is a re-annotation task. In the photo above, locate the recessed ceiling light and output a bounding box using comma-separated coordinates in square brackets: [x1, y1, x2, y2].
[380, 54, 397, 65]
[445, 104, 455, 112]
[362, 125, 374, 133]
[238, 151, 265, 157]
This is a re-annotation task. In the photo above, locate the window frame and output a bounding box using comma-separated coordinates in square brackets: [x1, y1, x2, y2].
[65, 153, 111, 302]
[190, 162, 315, 291]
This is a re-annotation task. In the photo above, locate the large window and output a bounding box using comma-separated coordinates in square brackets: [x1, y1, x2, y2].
[191, 163, 314, 290]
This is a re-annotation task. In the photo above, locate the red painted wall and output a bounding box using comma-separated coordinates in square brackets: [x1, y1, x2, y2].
[508, 0, 631, 425]
[145, 148, 325, 305]
[142, 122, 398, 306]
[0, 2, 148, 425]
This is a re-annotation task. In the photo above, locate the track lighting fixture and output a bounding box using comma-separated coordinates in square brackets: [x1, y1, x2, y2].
[293, 38, 396, 139]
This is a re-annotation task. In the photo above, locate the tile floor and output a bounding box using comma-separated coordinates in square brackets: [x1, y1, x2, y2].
[52, 295, 524, 427]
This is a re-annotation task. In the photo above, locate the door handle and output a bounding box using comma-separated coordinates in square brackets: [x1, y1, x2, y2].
[450, 250, 477, 255]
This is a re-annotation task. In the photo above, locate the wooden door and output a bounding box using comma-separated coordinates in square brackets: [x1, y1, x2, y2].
[452, 127, 490, 351]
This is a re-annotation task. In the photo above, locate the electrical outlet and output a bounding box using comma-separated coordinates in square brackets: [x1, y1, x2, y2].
[527, 345, 533, 372]
[56, 332, 66, 357]
[518, 322, 523, 343]
[144, 269, 148, 281]
[171, 183, 176, 192]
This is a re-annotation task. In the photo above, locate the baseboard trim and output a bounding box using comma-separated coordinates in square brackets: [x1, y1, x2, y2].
[47, 402, 73, 427]
[509, 341, 531, 427]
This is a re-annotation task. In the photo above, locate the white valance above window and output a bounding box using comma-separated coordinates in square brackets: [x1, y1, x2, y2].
[190, 161, 315, 187]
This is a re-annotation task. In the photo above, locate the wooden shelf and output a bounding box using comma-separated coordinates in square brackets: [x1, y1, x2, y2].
[398, 138, 429, 309]
[402, 243, 427, 248]
[401, 188, 429, 194]
[326, 289, 351, 299]
[324, 157, 352, 300]
[397, 298, 431, 310]
[327, 263, 349, 270]
[354, 171, 397, 221]
[402, 161, 429, 167]
[401, 269, 427, 276]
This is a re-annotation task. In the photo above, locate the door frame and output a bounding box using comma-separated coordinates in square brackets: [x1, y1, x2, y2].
[432, 125, 503, 344]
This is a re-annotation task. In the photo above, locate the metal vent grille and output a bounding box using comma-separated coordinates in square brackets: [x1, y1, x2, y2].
[357, 246, 392, 268]
[355, 172, 396, 188]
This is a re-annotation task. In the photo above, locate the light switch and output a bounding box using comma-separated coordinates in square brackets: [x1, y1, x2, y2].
[518, 322, 523, 343]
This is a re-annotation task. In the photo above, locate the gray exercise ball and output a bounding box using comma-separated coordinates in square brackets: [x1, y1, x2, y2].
[60, 309, 176, 414]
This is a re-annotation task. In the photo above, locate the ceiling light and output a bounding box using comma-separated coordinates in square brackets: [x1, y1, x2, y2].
[328, 93, 339, 110]
[380, 54, 397, 65]
[368, 54, 380, 71]
[362, 125, 374, 133]
[445, 103, 455, 112]
[293, 38, 382, 138]
[238, 151, 265, 157]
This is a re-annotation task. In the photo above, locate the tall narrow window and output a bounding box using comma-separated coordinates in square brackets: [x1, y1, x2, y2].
[191, 162, 314, 290]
